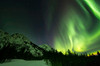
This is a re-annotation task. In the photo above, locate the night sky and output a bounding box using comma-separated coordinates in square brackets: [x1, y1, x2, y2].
[0, 0, 100, 54]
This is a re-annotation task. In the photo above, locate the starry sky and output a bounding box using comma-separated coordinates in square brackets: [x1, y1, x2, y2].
[0, 0, 100, 54]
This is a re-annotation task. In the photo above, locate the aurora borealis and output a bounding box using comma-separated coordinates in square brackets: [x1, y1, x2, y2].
[0, 0, 100, 54]
[54, 0, 100, 54]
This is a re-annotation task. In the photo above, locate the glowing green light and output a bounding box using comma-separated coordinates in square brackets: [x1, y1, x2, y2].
[84, 0, 100, 19]
[54, 1, 100, 54]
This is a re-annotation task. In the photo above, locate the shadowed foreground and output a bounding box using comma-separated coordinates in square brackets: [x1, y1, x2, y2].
[0, 30, 100, 66]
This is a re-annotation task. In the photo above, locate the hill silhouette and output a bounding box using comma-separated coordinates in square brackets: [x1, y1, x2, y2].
[0, 30, 100, 66]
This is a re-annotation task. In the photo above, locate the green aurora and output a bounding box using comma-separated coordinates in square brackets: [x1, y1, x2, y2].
[0, 0, 100, 55]
[54, 0, 100, 54]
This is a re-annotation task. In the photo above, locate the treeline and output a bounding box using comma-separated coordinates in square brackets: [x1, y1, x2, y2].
[0, 30, 100, 66]
[44, 50, 100, 66]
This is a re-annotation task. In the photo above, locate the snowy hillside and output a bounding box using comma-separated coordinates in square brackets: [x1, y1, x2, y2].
[39, 44, 54, 51]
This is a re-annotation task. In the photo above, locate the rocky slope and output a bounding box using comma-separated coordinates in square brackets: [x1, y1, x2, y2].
[39, 44, 54, 52]
[0, 30, 45, 62]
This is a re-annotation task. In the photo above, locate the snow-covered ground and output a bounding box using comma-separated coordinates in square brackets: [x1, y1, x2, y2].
[0, 59, 48, 66]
